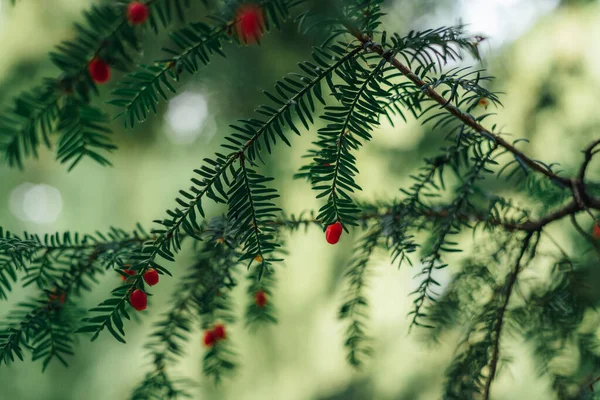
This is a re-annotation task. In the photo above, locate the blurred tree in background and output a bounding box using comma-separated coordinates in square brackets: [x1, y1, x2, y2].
[1, 1, 600, 399]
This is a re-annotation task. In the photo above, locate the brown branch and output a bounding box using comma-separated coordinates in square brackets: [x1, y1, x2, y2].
[422, 196, 600, 233]
[574, 138, 600, 225]
[580, 373, 600, 393]
[343, 24, 571, 188]
[578, 138, 600, 182]
[483, 232, 534, 400]
[570, 214, 600, 259]
[501, 201, 582, 232]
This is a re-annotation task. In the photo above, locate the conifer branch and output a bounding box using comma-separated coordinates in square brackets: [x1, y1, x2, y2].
[419, 196, 600, 234]
[0, 227, 149, 369]
[0, 230, 44, 299]
[1, 298, 73, 370]
[79, 45, 363, 344]
[112, 0, 305, 127]
[0, 206, 590, 372]
[0, 84, 62, 168]
[578, 138, 600, 182]
[397, 137, 486, 239]
[570, 214, 600, 259]
[245, 266, 278, 327]
[2, 1, 599, 394]
[403, 157, 445, 210]
[0, 227, 149, 300]
[130, 371, 191, 400]
[482, 231, 535, 400]
[55, 102, 116, 170]
[309, 57, 385, 227]
[343, 24, 571, 188]
[339, 225, 381, 366]
[134, 235, 240, 395]
[410, 144, 497, 328]
[230, 158, 281, 280]
[0, 0, 199, 169]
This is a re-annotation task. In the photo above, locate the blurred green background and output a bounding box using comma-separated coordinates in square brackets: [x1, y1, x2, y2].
[1, 0, 600, 399]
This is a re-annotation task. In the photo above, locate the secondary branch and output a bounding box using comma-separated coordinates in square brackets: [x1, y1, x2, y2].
[343, 24, 571, 188]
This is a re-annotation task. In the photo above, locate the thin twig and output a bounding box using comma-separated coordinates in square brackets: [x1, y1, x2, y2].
[482, 232, 535, 400]
[570, 214, 600, 259]
[577, 138, 600, 182]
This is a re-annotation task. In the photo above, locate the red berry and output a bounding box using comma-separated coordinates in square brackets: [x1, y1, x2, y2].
[254, 291, 267, 308]
[120, 268, 136, 282]
[49, 289, 66, 304]
[203, 330, 216, 347]
[130, 289, 147, 311]
[143, 268, 159, 286]
[594, 223, 600, 240]
[88, 58, 111, 84]
[325, 221, 343, 244]
[127, 1, 149, 25]
[235, 4, 264, 45]
[213, 324, 226, 341]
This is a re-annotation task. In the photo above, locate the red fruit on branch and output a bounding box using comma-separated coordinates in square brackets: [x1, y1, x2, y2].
[593, 223, 600, 239]
[143, 268, 159, 286]
[203, 330, 216, 347]
[254, 291, 267, 308]
[49, 289, 66, 304]
[88, 58, 111, 84]
[127, 1, 149, 25]
[213, 324, 226, 341]
[120, 268, 136, 282]
[235, 4, 265, 45]
[325, 221, 343, 244]
[130, 289, 147, 311]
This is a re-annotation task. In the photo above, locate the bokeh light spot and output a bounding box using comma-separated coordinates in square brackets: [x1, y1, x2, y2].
[165, 91, 214, 144]
[9, 183, 63, 224]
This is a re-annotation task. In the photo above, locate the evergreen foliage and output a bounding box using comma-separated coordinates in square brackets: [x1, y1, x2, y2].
[1, 0, 600, 398]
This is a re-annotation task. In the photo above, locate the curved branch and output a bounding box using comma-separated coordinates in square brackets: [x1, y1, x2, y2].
[343, 24, 571, 188]
[578, 138, 600, 182]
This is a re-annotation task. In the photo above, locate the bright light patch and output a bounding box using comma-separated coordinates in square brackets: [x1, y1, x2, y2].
[10, 183, 63, 224]
[165, 91, 214, 144]
[459, 0, 559, 48]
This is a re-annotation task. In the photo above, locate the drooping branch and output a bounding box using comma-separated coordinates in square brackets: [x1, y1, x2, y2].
[343, 23, 571, 188]
[229, 157, 281, 280]
[133, 233, 240, 396]
[410, 144, 497, 328]
[307, 56, 385, 227]
[338, 225, 381, 366]
[482, 231, 535, 400]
